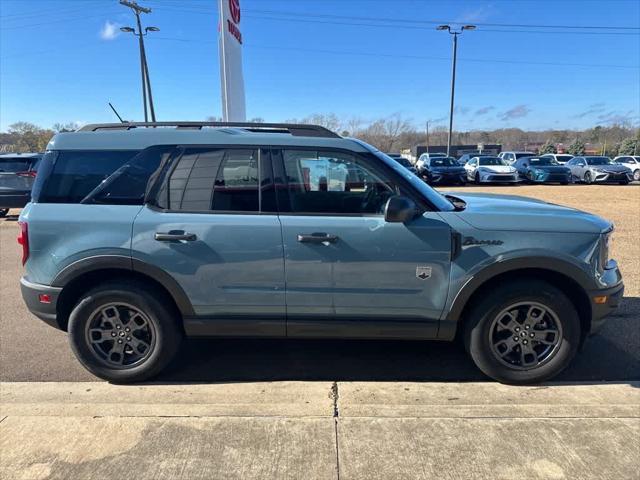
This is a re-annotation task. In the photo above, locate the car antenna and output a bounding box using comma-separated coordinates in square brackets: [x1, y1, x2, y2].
[108, 102, 126, 123]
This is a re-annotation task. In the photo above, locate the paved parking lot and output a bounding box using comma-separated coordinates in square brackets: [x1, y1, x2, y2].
[1, 184, 638, 383]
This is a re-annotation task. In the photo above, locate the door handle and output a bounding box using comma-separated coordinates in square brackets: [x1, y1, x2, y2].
[155, 231, 197, 242]
[297, 233, 339, 244]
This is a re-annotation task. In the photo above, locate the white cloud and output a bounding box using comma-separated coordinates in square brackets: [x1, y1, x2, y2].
[100, 21, 120, 41]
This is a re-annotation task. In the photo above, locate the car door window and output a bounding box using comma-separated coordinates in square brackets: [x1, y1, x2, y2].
[281, 150, 396, 215]
[163, 148, 259, 212]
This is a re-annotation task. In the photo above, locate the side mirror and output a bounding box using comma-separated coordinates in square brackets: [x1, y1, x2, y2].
[384, 195, 417, 223]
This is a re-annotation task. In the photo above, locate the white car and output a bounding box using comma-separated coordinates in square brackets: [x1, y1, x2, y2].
[416, 152, 447, 174]
[499, 151, 535, 165]
[613, 156, 640, 181]
[540, 153, 574, 165]
[465, 156, 518, 184]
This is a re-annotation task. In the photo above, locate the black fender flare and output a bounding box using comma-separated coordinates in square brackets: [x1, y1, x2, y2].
[439, 256, 594, 339]
[52, 255, 195, 316]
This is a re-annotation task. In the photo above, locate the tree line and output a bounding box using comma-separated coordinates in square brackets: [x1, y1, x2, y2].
[2, 118, 639, 156]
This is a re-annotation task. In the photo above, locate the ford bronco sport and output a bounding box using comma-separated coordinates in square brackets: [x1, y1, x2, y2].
[19, 122, 624, 384]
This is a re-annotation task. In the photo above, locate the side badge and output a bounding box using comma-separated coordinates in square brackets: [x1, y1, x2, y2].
[416, 266, 432, 280]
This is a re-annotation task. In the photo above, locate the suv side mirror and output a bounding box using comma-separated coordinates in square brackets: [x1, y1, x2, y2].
[384, 195, 417, 223]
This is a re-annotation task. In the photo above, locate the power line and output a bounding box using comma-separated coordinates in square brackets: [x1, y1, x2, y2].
[152, 35, 640, 69]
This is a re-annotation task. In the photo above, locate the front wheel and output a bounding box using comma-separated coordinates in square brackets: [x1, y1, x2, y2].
[464, 280, 580, 384]
[633, 170, 640, 182]
[474, 172, 481, 185]
[583, 171, 593, 184]
[68, 282, 183, 383]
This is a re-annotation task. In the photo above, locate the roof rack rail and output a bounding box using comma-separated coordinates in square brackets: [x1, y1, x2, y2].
[77, 121, 341, 138]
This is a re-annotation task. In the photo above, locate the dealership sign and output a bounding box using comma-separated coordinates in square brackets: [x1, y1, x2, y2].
[218, 0, 246, 121]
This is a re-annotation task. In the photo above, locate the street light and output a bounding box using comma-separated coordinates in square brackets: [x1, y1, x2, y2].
[438, 24, 475, 156]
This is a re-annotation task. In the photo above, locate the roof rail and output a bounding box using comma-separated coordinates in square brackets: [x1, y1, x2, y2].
[77, 121, 341, 138]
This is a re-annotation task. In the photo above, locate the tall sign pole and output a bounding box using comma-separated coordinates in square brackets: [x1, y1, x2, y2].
[218, 0, 246, 121]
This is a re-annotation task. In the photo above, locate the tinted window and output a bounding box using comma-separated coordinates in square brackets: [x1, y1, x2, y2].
[431, 157, 457, 167]
[529, 157, 557, 165]
[166, 148, 259, 212]
[394, 157, 412, 168]
[0, 158, 31, 173]
[81, 146, 175, 205]
[585, 157, 611, 165]
[38, 150, 139, 203]
[556, 155, 573, 162]
[515, 153, 534, 159]
[478, 157, 506, 166]
[282, 150, 395, 215]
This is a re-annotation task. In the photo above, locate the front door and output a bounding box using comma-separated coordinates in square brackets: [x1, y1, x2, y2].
[132, 146, 285, 336]
[275, 148, 451, 339]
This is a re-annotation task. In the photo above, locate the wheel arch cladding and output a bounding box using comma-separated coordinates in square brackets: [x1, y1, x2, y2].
[446, 266, 592, 344]
[54, 261, 194, 331]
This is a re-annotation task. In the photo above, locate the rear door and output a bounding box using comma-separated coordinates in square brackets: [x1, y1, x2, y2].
[132, 146, 285, 336]
[275, 148, 451, 339]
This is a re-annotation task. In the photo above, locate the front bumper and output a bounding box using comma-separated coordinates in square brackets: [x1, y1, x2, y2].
[429, 172, 467, 184]
[588, 259, 624, 334]
[591, 171, 633, 183]
[20, 277, 63, 330]
[530, 172, 571, 183]
[480, 173, 518, 183]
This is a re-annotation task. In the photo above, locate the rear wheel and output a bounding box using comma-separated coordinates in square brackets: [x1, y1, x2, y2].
[68, 282, 183, 383]
[464, 280, 580, 384]
[0, 209, 8, 218]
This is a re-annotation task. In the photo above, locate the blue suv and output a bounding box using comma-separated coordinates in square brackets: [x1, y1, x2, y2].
[19, 122, 624, 384]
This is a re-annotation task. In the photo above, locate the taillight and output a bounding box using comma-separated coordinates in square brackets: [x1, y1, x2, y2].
[17, 221, 29, 265]
[16, 171, 37, 178]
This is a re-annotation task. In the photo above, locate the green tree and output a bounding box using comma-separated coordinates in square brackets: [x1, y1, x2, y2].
[618, 137, 639, 155]
[566, 138, 586, 155]
[539, 141, 557, 154]
[8, 122, 54, 152]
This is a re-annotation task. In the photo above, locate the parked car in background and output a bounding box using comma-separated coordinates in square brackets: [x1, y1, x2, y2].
[613, 156, 640, 182]
[0, 153, 42, 217]
[388, 154, 418, 174]
[18, 121, 624, 385]
[513, 156, 571, 184]
[567, 156, 632, 185]
[458, 153, 492, 166]
[421, 156, 466, 185]
[540, 153, 574, 165]
[464, 156, 518, 184]
[499, 151, 535, 165]
[416, 152, 447, 174]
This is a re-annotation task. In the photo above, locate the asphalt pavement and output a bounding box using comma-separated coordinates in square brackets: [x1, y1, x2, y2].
[1, 213, 638, 383]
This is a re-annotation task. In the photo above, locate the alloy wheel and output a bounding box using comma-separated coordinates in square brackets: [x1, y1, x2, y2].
[634, 170, 640, 182]
[489, 302, 563, 370]
[85, 303, 156, 368]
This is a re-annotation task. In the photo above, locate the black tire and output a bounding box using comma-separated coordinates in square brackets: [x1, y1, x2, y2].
[463, 280, 580, 384]
[583, 171, 592, 184]
[474, 172, 481, 185]
[68, 281, 183, 383]
[634, 170, 640, 182]
[0, 209, 8, 218]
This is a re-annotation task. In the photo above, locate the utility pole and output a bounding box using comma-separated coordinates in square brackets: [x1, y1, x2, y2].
[425, 121, 430, 151]
[437, 24, 475, 156]
[120, 0, 158, 122]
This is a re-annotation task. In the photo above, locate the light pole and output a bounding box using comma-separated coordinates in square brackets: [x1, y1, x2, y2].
[437, 24, 475, 156]
[120, 0, 158, 122]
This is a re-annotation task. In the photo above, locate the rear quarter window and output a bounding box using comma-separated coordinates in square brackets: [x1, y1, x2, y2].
[35, 150, 140, 203]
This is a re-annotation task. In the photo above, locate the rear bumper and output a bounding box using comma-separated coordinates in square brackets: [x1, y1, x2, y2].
[0, 192, 30, 209]
[20, 277, 63, 330]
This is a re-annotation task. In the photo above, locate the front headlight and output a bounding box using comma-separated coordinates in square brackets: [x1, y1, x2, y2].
[600, 229, 612, 270]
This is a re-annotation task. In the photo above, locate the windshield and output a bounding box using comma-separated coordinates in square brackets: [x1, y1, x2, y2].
[586, 157, 612, 165]
[431, 157, 457, 167]
[0, 158, 31, 173]
[529, 157, 558, 166]
[478, 157, 507, 166]
[369, 149, 455, 211]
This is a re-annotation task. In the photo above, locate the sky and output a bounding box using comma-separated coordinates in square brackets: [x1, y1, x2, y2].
[1, 0, 639, 132]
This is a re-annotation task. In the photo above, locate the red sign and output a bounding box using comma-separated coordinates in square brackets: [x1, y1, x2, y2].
[229, 0, 241, 24]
